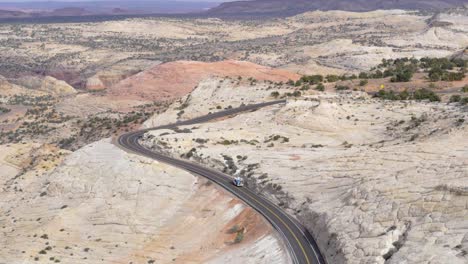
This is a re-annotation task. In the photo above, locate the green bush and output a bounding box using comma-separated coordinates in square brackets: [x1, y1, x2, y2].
[335, 85, 350, 91]
[442, 72, 465, 81]
[300, 75, 323, 84]
[326, 75, 340, 83]
[234, 231, 244, 243]
[0, 106, 10, 114]
[228, 225, 240, 234]
[315, 83, 325, 91]
[286, 91, 301, 97]
[375, 89, 440, 102]
[413, 89, 440, 102]
[300, 84, 310, 91]
[461, 97, 468, 105]
[371, 70, 384, 79]
[359, 72, 368, 79]
[270, 91, 280, 98]
[449, 95, 461, 103]
[390, 65, 414, 82]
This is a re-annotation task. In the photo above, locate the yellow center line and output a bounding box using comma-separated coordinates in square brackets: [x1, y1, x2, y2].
[236, 187, 311, 264]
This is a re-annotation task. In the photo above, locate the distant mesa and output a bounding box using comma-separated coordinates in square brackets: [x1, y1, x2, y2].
[0, 9, 29, 18]
[207, 0, 467, 16]
[112, 8, 128, 14]
[0, 1, 220, 19]
[49, 7, 90, 17]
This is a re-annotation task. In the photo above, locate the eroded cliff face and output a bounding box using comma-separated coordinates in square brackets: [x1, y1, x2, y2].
[141, 79, 468, 264]
[0, 139, 290, 264]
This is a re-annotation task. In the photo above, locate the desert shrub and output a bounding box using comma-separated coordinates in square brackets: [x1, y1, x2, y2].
[429, 68, 465, 82]
[359, 79, 368, 86]
[376, 90, 399, 100]
[315, 83, 325, 91]
[58, 137, 75, 148]
[335, 85, 349, 91]
[300, 75, 323, 84]
[442, 72, 465, 82]
[462, 85, 468, 93]
[326, 75, 340, 83]
[390, 64, 414, 82]
[449, 95, 461, 103]
[234, 231, 244, 243]
[371, 70, 384, 79]
[285, 91, 301, 97]
[292, 90, 301, 97]
[428, 67, 443, 81]
[359, 72, 368, 79]
[218, 139, 238, 145]
[300, 84, 310, 91]
[0, 106, 10, 114]
[265, 135, 289, 143]
[375, 89, 439, 102]
[194, 138, 208, 144]
[461, 97, 468, 105]
[270, 91, 280, 98]
[413, 89, 440, 102]
[398, 90, 410, 100]
[228, 225, 240, 234]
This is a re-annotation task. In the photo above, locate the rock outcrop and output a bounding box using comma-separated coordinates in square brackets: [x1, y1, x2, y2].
[16, 75, 77, 96]
[41, 76, 77, 95]
[110, 60, 300, 101]
[85, 60, 159, 91]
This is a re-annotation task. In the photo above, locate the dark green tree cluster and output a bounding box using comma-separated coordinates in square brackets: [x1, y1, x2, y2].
[375, 89, 440, 102]
[428, 67, 465, 82]
[419, 57, 466, 70]
[367, 58, 418, 82]
[300, 75, 323, 84]
[368, 57, 466, 83]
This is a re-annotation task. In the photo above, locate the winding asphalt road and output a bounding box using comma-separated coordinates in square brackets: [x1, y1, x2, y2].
[117, 100, 326, 264]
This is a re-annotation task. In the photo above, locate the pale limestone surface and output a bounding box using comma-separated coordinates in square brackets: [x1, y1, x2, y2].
[40, 76, 77, 96]
[142, 83, 468, 264]
[16, 76, 77, 96]
[0, 139, 289, 264]
[143, 77, 292, 128]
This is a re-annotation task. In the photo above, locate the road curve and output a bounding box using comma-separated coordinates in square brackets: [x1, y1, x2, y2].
[117, 100, 327, 264]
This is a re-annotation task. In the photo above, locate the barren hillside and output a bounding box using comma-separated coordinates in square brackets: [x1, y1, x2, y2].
[109, 60, 300, 101]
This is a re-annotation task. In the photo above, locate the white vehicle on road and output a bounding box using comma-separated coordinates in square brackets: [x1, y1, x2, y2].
[233, 177, 244, 187]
